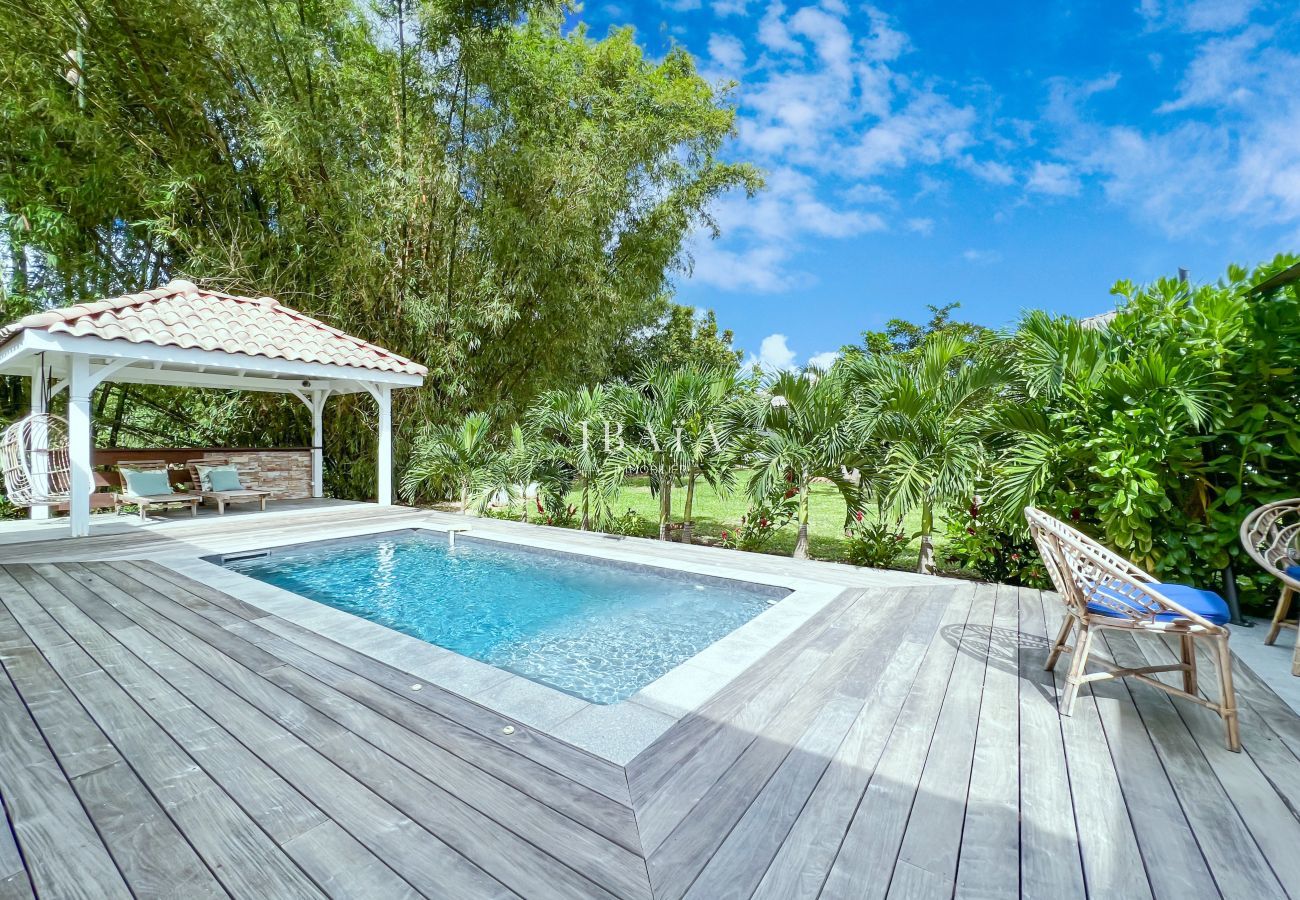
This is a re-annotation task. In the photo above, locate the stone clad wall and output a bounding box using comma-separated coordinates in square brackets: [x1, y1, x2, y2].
[199, 450, 312, 500]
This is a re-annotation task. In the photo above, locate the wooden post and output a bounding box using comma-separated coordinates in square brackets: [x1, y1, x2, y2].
[376, 385, 392, 506]
[29, 358, 49, 520]
[67, 354, 92, 537]
[311, 389, 327, 499]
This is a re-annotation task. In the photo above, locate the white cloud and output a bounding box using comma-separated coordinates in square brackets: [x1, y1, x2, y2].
[807, 350, 840, 370]
[1141, 0, 1260, 33]
[905, 217, 934, 235]
[686, 1, 1014, 293]
[1026, 161, 1082, 196]
[708, 33, 747, 75]
[757, 333, 798, 370]
[713, 0, 751, 14]
[962, 248, 1002, 264]
[1041, 7, 1300, 235]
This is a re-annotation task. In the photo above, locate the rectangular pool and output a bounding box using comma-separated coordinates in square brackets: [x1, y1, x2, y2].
[220, 530, 789, 704]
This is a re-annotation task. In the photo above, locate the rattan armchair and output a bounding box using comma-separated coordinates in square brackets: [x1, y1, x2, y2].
[1026, 506, 1239, 751]
[1240, 499, 1300, 675]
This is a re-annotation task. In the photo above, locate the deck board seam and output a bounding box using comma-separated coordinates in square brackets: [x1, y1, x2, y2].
[29, 562, 481, 900]
[71, 561, 622, 900]
[0, 566, 236, 899]
[1129, 627, 1300, 896]
[1106, 629, 1284, 899]
[884, 583, 994, 896]
[817, 584, 977, 898]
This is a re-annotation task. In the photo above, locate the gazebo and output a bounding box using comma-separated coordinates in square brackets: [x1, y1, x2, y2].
[0, 279, 425, 536]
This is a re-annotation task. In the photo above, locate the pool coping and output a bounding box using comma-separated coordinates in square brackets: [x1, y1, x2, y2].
[155, 517, 846, 765]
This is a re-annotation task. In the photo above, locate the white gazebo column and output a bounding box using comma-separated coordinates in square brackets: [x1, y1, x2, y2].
[66, 354, 93, 537]
[376, 385, 392, 506]
[310, 389, 328, 499]
[29, 358, 49, 520]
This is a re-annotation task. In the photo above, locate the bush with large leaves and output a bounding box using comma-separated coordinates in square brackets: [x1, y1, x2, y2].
[990, 256, 1300, 611]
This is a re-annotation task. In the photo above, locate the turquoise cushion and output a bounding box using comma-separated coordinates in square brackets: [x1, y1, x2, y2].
[1087, 581, 1230, 625]
[207, 467, 244, 492]
[122, 469, 172, 497]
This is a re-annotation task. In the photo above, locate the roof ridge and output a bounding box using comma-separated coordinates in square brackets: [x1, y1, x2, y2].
[0, 280, 427, 377]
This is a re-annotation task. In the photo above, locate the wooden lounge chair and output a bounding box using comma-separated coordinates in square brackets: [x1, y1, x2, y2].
[114, 460, 202, 522]
[187, 457, 271, 514]
[1241, 499, 1300, 675]
[1026, 506, 1240, 751]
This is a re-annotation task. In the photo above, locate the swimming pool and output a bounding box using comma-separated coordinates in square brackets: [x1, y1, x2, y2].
[221, 530, 789, 704]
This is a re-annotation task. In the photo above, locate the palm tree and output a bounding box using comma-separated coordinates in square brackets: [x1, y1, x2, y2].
[527, 385, 623, 530]
[843, 334, 1005, 574]
[609, 365, 717, 541]
[400, 412, 506, 513]
[742, 369, 859, 560]
[673, 367, 745, 544]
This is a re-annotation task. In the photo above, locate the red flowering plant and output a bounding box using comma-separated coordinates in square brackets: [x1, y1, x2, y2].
[720, 492, 797, 551]
[844, 508, 910, 569]
[942, 498, 1050, 587]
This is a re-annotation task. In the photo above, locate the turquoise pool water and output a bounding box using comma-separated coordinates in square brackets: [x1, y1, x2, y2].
[223, 530, 787, 704]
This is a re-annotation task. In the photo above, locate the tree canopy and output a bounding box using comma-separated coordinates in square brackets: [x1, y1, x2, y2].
[0, 0, 759, 496]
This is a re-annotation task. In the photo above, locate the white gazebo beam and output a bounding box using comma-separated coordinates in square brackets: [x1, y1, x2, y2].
[29, 357, 49, 520]
[360, 382, 393, 506]
[66, 355, 92, 538]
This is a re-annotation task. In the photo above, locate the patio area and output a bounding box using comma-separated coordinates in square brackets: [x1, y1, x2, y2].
[2, 508, 1299, 899]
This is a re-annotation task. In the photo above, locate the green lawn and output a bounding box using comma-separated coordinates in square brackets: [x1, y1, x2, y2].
[489, 471, 948, 572]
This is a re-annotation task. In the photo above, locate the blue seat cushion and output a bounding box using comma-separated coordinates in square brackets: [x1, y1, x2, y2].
[1287, 565, 1300, 581]
[1087, 581, 1230, 625]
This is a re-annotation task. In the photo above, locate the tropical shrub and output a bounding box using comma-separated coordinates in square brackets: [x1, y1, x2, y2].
[990, 255, 1300, 612]
[844, 513, 911, 569]
[942, 501, 1050, 587]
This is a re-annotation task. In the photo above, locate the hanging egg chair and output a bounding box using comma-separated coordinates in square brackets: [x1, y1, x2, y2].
[1, 413, 76, 506]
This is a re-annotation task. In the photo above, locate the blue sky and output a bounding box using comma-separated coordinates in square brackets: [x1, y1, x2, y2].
[569, 0, 1300, 370]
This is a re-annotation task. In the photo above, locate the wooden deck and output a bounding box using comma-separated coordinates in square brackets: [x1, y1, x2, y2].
[2, 516, 1300, 898]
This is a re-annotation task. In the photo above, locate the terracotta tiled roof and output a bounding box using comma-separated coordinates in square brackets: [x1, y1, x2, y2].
[0, 280, 426, 377]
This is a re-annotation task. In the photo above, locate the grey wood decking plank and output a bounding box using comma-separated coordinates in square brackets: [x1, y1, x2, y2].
[1015, 588, 1087, 900]
[749, 593, 948, 900]
[78, 563, 611, 900]
[1, 566, 326, 900]
[625, 588, 859, 807]
[0, 506, 423, 565]
[632, 590, 877, 858]
[682, 589, 930, 900]
[1103, 629, 1287, 900]
[636, 605, 859, 864]
[887, 582, 998, 899]
[1176, 634, 1300, 829]
[1125, 629, 1300, 899]
[279, 821, 422, 900]
[1039, 596, 1152, 900]
[818, 583, 977, 900]
[233, 618, 641, 853]
[953, 583, 1021, 900]
[648, 594, 891, 900]
[262, 660, 649, 900]
[0, 790, 25, 887]
[1084, 640, 1220, 900]
[0, 629, 130, 899]
[119, 560, 270, 622]
[79, 563, 638, 899]
[24, 565, 338, 851]
[0, 593, 227, 900]
[54, 563, 516, 900]
[204, 608, 631, 807]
